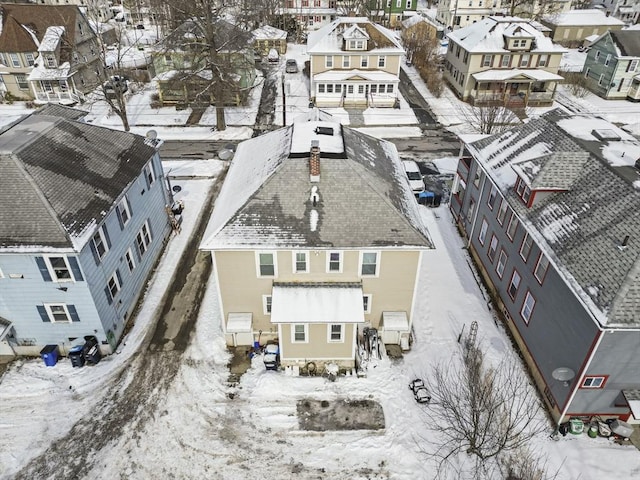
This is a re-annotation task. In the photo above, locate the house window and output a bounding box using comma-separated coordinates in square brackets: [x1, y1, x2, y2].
[335, 84, 342, 93]
[361, 56, 368, 68]
[117, 197, 131, 227]
[496, 249, 508, 278]
[25, 53, 35, 66]
[263, 295, 272, 315]
[473, 170, 480, 188]
[363, 294, 372, 313]
[358, 85, 364, 94]
[136, 221, 152, 257]
[406, 0, 412, 7]
[605, 54, 611, 66]
[378, 56, 386, 68]
[292, 324, 308, 343]
[506, 212, 518, 240]
[10, 53, 20, 67]
[584, 67, 590, 79]
[46, 55, 56, 68]
[125, 248, 136, 272]
[508, 270, 521, 300]
[44, 304, 72, 323]
[92, 225, 110, 261]
[387, 84, 393, 93]
[594, 50, 600, 61]
[328, 324, 344, 342]
[46, 256, 73, 281]
[538, 54, 548, 67]
[327, 251, 342, 272]
[466, 197, 476, 223]
[581, 376, 607, 388]
[257, 252, 276, 277]
[534, 254, 549, 283]
[361, 251, 379, 276]
[488, 235, 498, 262]
[16, 74, 28, 90]
[319, 84, 325, 93]
[396, 0, 401, 6]
[482, 54, 492, 67]
[343, 56, 350, 68]
[501, 54, 511, 67]
[521, 290, 535, 324]
[347, 85, 354, 94]
[144, 161, 156, 186]
[107, 270, 122, 300]
[463, 52, 469, 64]
[629, 60, 638, 72]
[327, 84, 334, 93]
[520, 54, 530, 68]
[478, 219, 488, 245]
[326, 56, 333, 68]
[598, 74, 604, 86]
[496, 199, 508, 225]
[294, 251, 308, 273]
[487, 185, 497, 209]
[371, 85, 377, 94]
[520, 233, 533, 261]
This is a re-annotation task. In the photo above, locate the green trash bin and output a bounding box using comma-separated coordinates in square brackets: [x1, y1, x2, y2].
[569, 418, 584, 435]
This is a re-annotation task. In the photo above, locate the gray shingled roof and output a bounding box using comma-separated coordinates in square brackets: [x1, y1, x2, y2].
[32, 104, 89, 121]
[610, 30, 640, 58]
[0, 112, 158, 250]
[467, 110, 640, 327]
[201, 122, 433, 250]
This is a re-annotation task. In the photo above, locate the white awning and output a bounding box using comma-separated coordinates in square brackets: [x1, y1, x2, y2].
[271, 283, 365, 324]
[623, 390, 640, 419]
[472, 69, 563, 82]
[226, 313, 252, 332]
[382, 311, 409, 331]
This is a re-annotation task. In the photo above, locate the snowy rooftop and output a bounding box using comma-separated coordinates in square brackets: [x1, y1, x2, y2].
[465, 110, 640, 326]
[543, 9, 626, 27]
[307, 17, 404, 54]
[447, 16, 566, 53]
[38, 26, 64, 52]
[252, 24, 287, 40]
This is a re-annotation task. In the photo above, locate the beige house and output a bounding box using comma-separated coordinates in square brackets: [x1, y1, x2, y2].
[0, 4, 103, 104]
[200, 114, 434, 372]
[307, 17, 405, 108]
[541, 9, 625, 47]
[252, 25, 288, 56]
[444, 16, 566, 106]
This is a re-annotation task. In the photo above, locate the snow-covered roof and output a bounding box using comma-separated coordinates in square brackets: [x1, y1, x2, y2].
[472, 69, 564, 82]
[252, 25, 287, 41]
[464, 109, 640, 327]
[543, 9, 626, 27]
[38, 26, 64, 52]
[447, 16, 566, 53]
[200, 119, 433, 250]
[27, 61, 71, 81]
[307, 17, 404, 54]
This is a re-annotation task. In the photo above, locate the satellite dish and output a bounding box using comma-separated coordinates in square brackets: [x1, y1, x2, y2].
[218, 148, 233, 161]
[552, 367, 575, 386]
[146, 129, 158, 140]
[172, 185, 182, 193]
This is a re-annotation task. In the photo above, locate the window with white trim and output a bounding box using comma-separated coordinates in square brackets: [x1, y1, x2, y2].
[360, 251, 379, 276]
[520, 54, 530, 67]
[325, 55, 333, 68]
[292, 324, 308, 343]
[363, 294, 372, 313]
[145, 161, 156, 186]
[327, 251, 342, 272]
[538, 54, 548, 67]
[136, 221, 152, 257]
[108, 271, 121, 299]
[534, 254, 549, 283]
[16, 74, 28, 90]
[521, 291, 535, 323]
[520, 233, 533, 261]
[293, 251, 308, 273]
[92, 226, 110, 260]
[508, 270, 521, 300]
[378, 56, 386, 67]
[487, 185, 498, 209]
[25, 52, 35, 66]
[45, 256, 73, 281]
[125, 248, 136, 272]
[501, 54, 511, 67]
[497, 199, 508, 225]
[488, 235, 498, 262]
[478, 219, 488, 245]
[328, 324, 344, 342]
[10, 53, 20, 67]
[604, 54, 611, 66]
[343, 56, 350, 68]
[361, 56, 368, 68]
[581, 376, 606, 388]
[482, 54, 492, 67]
[257, 251, 277, 277]
[506, 212, 518, 240]
[44, 303, 73, 323]
[117, 197, 131, 227]
[496, 249, 507, 278]
[467, 198, 476, 223]
[263, 295, 272, 315]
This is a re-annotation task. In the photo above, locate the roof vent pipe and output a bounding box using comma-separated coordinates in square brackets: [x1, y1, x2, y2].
[618, 235, 630, 251]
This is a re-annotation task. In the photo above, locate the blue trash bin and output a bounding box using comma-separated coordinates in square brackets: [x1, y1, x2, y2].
[40, 344, 59, 367]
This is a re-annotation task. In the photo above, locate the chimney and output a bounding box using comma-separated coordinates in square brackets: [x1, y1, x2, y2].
[618, 235, 630, 251]
[310, 140, 320, 183]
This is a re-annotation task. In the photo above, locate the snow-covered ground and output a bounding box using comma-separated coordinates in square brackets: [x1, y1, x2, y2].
[1, 157, 640, 479]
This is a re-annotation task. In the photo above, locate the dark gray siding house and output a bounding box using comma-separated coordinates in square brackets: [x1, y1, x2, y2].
[449, 109, 640, 424]
[0, 105, 172, 357]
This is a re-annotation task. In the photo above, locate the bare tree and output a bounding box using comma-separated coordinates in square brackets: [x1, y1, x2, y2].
[458, 97, 523, 134]
[418, 342, 548, 478]
[401, 22, 444, 96]
[508, 0, 565, 21]
[562, 71, 589, 98]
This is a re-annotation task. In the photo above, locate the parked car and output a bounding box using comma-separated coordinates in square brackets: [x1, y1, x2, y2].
[409, 378, 431, 404]
[285, 59, 298, 73]
[402, 160, 425, 196]
[267, 48, 279, 64]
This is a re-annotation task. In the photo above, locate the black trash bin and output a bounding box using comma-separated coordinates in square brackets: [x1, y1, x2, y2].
[68, 345, 85, 368]
[83, 335, 102, 365]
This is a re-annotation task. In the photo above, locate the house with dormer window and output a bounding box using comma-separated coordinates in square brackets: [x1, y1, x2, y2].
[450, 108, 640, 424]
[200, 113, 434, 371]
[0, 3, 103, 104]
[278, 0, 337, 32]
[307, 17, 405, 107]
[444, 16, 566, 106]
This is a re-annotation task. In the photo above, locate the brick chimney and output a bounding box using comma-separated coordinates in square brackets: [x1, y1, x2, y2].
[310, 140, 320, 182]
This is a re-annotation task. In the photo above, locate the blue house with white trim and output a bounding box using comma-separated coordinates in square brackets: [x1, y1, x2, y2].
[0, 105, 172, 358]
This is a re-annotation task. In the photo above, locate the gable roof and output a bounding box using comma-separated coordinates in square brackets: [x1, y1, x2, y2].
[0, 111, 158, 251]
[466, 110, 640, 327]
[252, 25, 287, 41]
[448, 16, 565, 53]
[609, 30, 640, 58]
[307, 17, 403, 54]
[543, 9, 625, 27]
[200, 121, 433, 250]
[0, 4, 81, 60]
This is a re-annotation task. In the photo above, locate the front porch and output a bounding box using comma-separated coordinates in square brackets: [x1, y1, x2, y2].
[470, 69, 563, 107]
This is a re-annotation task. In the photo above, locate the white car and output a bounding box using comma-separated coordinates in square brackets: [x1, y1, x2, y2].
[402, 160, 424, 196]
